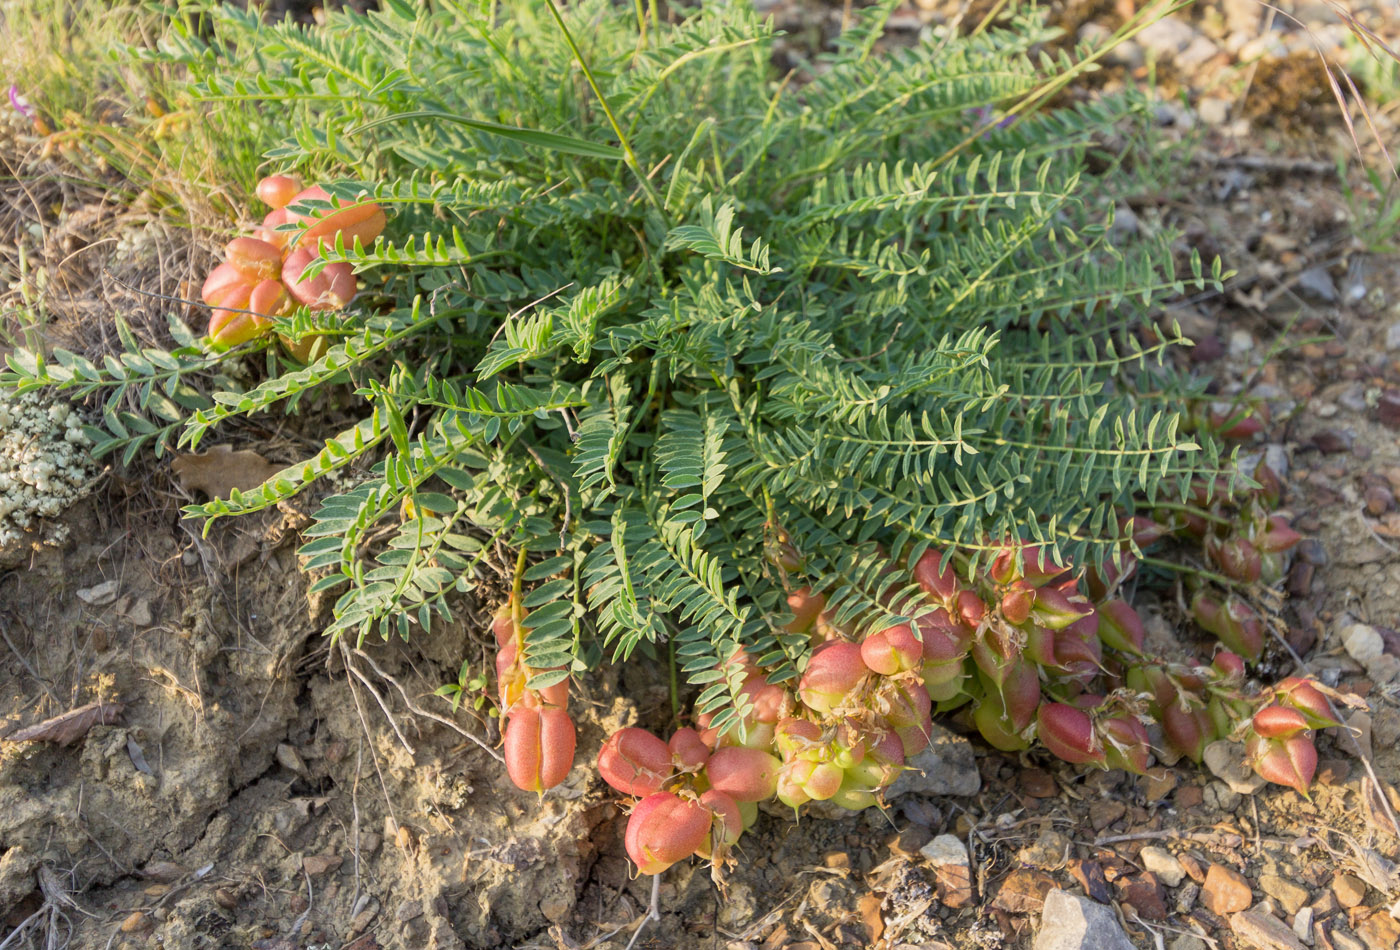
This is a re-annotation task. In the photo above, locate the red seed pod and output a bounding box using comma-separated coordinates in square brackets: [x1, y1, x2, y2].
[861, 623, 923, 676]
[225, 236, 283, 282]
[1211, 650, 1246, 682]
[988, 546, 1020, 586]
[1023, 624, 1058, 668]
[208, 306, 269, 347]
[256, 174, 303, 210]
[1000, 660, 1042, 732]
[1096, 600, 1146, 655]
[774, 716, 823, 758]
[1161, 699, 1213, 763]
[846, 729, 904, 789]
[1052, 620, 1103, 685]
[1209, 537, 1262, 584]
[1021, 545, 1071, 587]
[1254, 515, 1302, 554]
[1247, 733, 1317, 795]
[1100, 715, 1151, 774]
[1209, 403, 1268, 440]
[1252, 705, 1309, 739]
[972, 690, 1031, 752]
[739, 676, 792, 723]
[284, 184, 387, 253]
[1000, 583, 1035, 625]
[598, 727, 672, 797]
[784, 588, 827, 633]
[881, 680, 932, 731]
[916, 609, 972, 662]
[519, 677, 569, 710]
[625, 792, 712, 874]
[798, 640, 868, 714]
[504, 706, 576, 792]
[1272, 677, 1341, 729]
[1253, 462, 1284, 508]
[957, 590, 986, 628]
[698, 789, 743, 856]
[1194, 593, 1264, 662]
[1031, 586, 1093, 631]
[1120, 515, 1168, 548]
[282, 246, 357, 310]
[1037, 702, 1106, 766]
[491, 609, 515, 649]
[668, 727, 711, 770]
[913, 548, 958, 603]
[248, 279, 291, 319]
[201, 261, 253, 308]
[704, 746, 781, 803]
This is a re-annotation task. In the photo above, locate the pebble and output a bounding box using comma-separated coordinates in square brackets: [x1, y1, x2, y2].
[1089, 800, 1127, 831]
[1205, 740, 1268, 795]
[1199, 98, 1231, 126]
[994, 869, 1057, 914]
[1294, 907, 1315, 945]
[1231, 909, 1308, 950]
[886, 725, 980, 798]
[1171, 936, 1208, 950]
[1259, 873, 1310, 915]
[1341, 623, 1384, 663]
[1356, 911, 1400, 950]
[76, 580, 120, 606]
[1033, 889, 1138, 950]
[1018, 830, 1071, 869]
[1378, 391, 1400, 429]
[120, 912, 152, 933]
[1140, 847, 1186, 887]
[1229, 329, 1255, 356]
[1204, 864, 1254, 914]
[919, 834, 968, 868]
[1298, 266, 1339, 303]
[1331, 872, 1367, 908]
[1385, 321, 1400, 352]
[1205, 780, 1243, 813]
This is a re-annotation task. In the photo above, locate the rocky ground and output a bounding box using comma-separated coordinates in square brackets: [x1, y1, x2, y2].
[1, 2, 1399, 949]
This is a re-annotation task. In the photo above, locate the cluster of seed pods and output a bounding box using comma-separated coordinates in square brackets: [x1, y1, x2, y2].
[198, 174, 385, 358]
[493, 599, 577, 793]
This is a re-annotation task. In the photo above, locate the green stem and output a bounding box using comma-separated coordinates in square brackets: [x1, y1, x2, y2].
[1151, 501, 1233, 527]
[542, 0, 664, 215]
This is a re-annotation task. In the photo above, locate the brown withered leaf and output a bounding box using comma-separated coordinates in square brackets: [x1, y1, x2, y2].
[171, 445, 281, 500]
[6, 701, 125, 746]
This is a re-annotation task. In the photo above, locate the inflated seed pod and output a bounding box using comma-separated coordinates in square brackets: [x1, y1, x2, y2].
[1246, 732, 1316, 795]
[281, 246, 357, 310]
[225, 236, 283, 282]
[201, 261, 253, 308]
[913, 548, 958, 603]
[798, 640, 868, 715]
[284, 185, 387, 253]
[625, 791, 711, 874]
[704, 746, 781, 803]
[598, 727, 672, 797]
[503, 706, 576, 792]
[861, 623, 923, 676]
[1036, 702, 1106, 767]
[1271, 677, 1340, 729]
[256, 174, 303, 210]
[1096, 599, 1146, 655]
[1251, 705, 1309, 739]
[668, 727, 711, 770]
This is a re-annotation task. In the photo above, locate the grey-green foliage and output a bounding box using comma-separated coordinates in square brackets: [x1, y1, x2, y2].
[5, 0, 1226, 725]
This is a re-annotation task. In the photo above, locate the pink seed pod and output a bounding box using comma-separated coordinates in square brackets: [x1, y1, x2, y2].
[284, 184, 387, 254]
[784, 588, 827, 633]
[774, 716, 822, 758]
[881, 680, 932, 731]
[225, 236, 283, 282]
[1023, 624, 1057, 668]
[248, 279, 291, 320]
[491, 608, 515, 649]
[1208, 537, 1262, 584]
[504, 707, 576, 792]
[704, 747, 781, 803]
[861, 623, 923, 676]
[1253, 462, 1284, 508]
[913, 548, 958, 603]
[1037, 702, 1105, 766]
[1031, 587, 1093, 631]
[829, 771, 878, 811]
[1000, 583, 1035, 625]
[739, 676, 792, 724]
[1021, 545, 1071, 587]
[201, 261, 253, 308]
[1272, 677, 1341, 729]
[1254, 515, 1302, 554]
[519, 677, 569, 711]
[1052, 624, 1103, 686]
[846, 730, 904, 789]
[1096, 600, 1146, 655]
[668, 727, 711, 770]
[625, 792, 712, 875]
[598, 727, 672, 797]
[1000, 660, 1041, 730]
[1120, 515, 1168, 548]
[829, 720, 868, 769]
[1100, 715, 1151, 774]
[1247, 734, 1316, 795]
[916, 609, 972, 662]
[255, 208, 292, 250]
[1252, 705, 1310, 739]
[1193, 593, 1264, 662]
[1209, 404, 1267, 440]
[798, 640, 868, 714]
[208, 306, 270, 347]
[697, 789, 743, 858]
[282, 246, 357, 310]
[1086, 550, 1138, 601]
[988, 546, 1020, 586]
[256, 174, 303, 210]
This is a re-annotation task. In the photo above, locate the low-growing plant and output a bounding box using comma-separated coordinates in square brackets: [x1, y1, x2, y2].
[3, 0, 1338, 877]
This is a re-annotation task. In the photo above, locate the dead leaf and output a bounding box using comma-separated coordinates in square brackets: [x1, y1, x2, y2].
[6, 702, 125, 746]
[857, 892, 885, 944]
[171, 445, 281, 500]
[127, 736, 152, 775]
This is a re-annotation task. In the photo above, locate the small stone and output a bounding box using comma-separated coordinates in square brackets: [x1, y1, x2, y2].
[1176, 785, 1204, 809]
[1089, 800, 1127, 831]
[304, 852, 342, 876]
[994, 869, 1057, 914]
[1205, 780, 1242, 812]
[1385, 322, 1400, 352]
[1332, 873, 1367, 908]
[1294, 907, 1315, 945]
[120, 912, 153, 933]
[1259, 874, 1310, 915]
[1310, 429, 1352, 454]
[1231, 909, 1307, 950]
[1033, 889, 1138, 950]
[277, 743, 310, 777]
[1331, 930, 1368, 950]
[1298, 267, 1339, 303]
[1140, 847, 1186, 887]
[1021, 768, 1057, 798]
[1229, 330, 1255, 357]
[919, 834, 968, 868]
[1118, 872, 1167, 920]
[1018, 830, 1071, 869]
[1377, 391, 1400, 429]
[1365, 485, 1394, 516]
[1171, 936, 1208, 950]
[1176, 881, 1201, 914]
[1067, 859, 1114, 904]
[1199, 98, 1231, 126]
[214, 888, 239, 909]
[886, 726, 980, 799]
[76, 580, 120, 606]
[1143, 769, 1178, 802]
[1179, 853, 1207, 884]
[1356, 911, 1400, 950]
[1342, 624, 1384, 663]
[1203, 864, 1253, 914]
[395, 900, 423, 923]
[1205, 740, 1268, 795]
[936, 864, 975, 909]
[823, 851, 850, 870]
